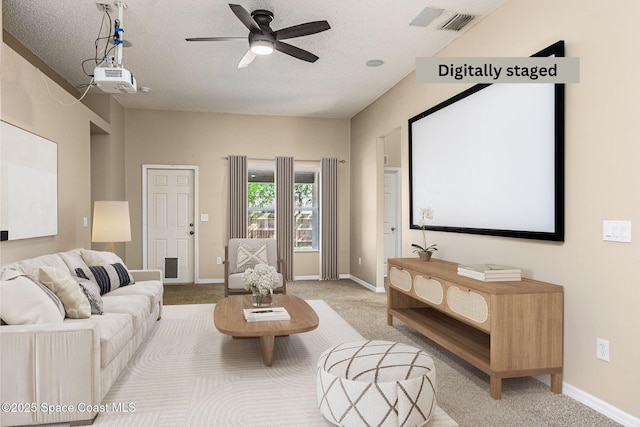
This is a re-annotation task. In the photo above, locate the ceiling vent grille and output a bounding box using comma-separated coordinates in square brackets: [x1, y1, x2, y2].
[439, 14, 475, 31]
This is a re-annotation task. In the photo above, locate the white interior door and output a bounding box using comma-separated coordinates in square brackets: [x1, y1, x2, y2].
[147, 168, 195, 283]
[384, 169, 400, 275]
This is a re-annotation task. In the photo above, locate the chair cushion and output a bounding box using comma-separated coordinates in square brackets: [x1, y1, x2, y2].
[228, 272, 283, 290]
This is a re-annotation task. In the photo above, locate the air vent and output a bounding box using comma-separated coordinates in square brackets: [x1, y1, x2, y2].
[439, 14, 475, 31]
[104, 69, 123, 78]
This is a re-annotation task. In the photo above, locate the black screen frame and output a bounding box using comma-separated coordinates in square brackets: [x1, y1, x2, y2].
[408, 40, 565, 242]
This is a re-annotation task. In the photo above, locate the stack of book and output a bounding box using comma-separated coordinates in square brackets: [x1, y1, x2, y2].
[457, 264, 521, 282]
[243, 307, 291, 322]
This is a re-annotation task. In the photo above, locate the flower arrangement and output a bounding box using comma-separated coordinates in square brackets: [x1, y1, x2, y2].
[242, 263, 280, 297]
[412, 207, 438, 259]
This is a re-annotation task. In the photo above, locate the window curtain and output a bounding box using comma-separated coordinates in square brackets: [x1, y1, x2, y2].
[276, 156, 294, 281]
[320, 157, 339, 280]
[228, 155, 247, 239]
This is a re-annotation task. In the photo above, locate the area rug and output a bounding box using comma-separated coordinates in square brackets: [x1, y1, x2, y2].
[92, 301, 457, 426]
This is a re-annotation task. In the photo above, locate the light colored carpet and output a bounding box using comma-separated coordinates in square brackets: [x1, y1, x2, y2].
[93, 301, 457, 426]
[162, 281, 625, 427]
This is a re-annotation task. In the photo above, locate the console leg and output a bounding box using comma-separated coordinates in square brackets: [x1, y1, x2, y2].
[550, 373, 563, 394]
[387, 313, 393, 325]
[490, 376, 502, 399]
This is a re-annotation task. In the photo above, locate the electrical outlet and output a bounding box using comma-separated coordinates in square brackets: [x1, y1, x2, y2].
[216, 257, 222, 265]
[596, 338, 610, 362]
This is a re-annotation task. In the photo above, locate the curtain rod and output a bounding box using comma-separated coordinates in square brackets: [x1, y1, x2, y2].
[222, 156, 345, 163]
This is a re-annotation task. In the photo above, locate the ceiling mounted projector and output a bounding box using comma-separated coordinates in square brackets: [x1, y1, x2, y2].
[93, 66, 137, 93]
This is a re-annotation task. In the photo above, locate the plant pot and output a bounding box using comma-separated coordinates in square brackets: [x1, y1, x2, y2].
[418, 252, 432, 261]
[252, 292, 273, 307]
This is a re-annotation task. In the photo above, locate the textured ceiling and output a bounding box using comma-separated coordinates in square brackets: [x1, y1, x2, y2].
[2, 0, 505, 118]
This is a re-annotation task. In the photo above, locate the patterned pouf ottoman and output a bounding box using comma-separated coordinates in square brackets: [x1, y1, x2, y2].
[317, 340, 437, 427]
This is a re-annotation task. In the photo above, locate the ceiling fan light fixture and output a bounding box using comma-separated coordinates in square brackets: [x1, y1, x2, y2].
[250, 40, 274, 55]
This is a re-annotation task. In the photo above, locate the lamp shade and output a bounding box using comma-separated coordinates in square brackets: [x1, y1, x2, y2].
[92, 201, 131, 243]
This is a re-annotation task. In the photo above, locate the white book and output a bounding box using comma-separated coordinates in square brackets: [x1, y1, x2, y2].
[457, 270, 521, 282]
[457, 264, 521, 275]
[243, 307, 291, 322]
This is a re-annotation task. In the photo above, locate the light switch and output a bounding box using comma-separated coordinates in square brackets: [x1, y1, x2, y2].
[603, 220, 631, 242]
[200, 213, 209, 222]
[83, 217, 88, 228]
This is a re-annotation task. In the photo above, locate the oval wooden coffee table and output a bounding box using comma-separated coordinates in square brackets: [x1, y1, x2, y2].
[213, 294, 319, 366]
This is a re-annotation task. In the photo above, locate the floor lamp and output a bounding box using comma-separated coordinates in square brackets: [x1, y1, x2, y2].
[92, 201, 131, 252]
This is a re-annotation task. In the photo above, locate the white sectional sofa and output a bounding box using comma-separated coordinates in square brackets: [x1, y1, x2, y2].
[0, 249, 163, 426]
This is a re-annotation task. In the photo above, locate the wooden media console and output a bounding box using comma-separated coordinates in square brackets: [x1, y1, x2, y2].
[387, 258, 563, 399]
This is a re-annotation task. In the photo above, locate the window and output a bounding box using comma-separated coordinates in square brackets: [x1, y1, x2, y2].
[246, 162, 319, 250]
[248, 163, 275, 239]
[294, 168, 318, 251]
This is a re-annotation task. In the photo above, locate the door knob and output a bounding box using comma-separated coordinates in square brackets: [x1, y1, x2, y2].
[189, 223, 194, 227]
[391, 227, 396, 231]
[189, 231, 194, 235]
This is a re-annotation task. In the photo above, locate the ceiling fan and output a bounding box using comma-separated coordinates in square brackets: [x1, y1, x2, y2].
[186, 3, 330, 68]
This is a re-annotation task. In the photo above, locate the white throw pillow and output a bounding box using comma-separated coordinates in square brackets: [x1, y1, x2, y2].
[74, 263, 134, 295]
[0, 275, 65, 324]
[80, 249, 125, 266]
[235, 243, 269, 273]
[79, 250, 135, 285]
[38, 266, 91, 319]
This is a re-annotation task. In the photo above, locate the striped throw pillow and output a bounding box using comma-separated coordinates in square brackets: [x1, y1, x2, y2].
[75, 262, 134, 295]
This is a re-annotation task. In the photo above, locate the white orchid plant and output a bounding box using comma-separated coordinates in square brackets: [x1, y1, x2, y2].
[242, 263, 280, 296]
[412, 207, 438, 254]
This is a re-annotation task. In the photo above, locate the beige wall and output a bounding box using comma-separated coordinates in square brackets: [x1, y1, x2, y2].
[0, 44, 115, 263]
[351, 0, 640, 418]
[123, 109, 350, 280]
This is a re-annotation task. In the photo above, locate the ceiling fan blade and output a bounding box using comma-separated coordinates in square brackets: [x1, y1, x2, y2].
[274, 41, 319, 63]
[274, 21, 331, 40]
[229, 4, 261, 33]
[185, 37, 245, 42]
[238, 49, 257, 68]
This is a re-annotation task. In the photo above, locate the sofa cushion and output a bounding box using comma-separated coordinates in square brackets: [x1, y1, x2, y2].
[102, 295, 151, 332]
[78, 278, 104, 315]
[58, 249, 89, 272]
[14, 253, 70, 277]
[0, 275, 65, 324]
[66, 313, 134, 368]
[38, 267, 91, 319]
[106, 281, 163, 313]
[75, 263, 133, 295]
[81, 249, 125, 267]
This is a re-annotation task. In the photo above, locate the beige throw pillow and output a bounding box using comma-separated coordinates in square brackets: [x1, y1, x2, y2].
[235, 243, 269, 273]
[38, 266, 91, 319]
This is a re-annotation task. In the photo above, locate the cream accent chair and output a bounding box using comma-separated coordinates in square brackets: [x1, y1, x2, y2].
[224, 238, 287, 297]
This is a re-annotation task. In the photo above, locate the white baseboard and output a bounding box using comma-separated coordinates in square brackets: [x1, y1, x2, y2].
[293, 275, 320, 281]
[348, 275, 386, 293]
[535, 376, 640, 427]
[194, 278, 223, 284]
